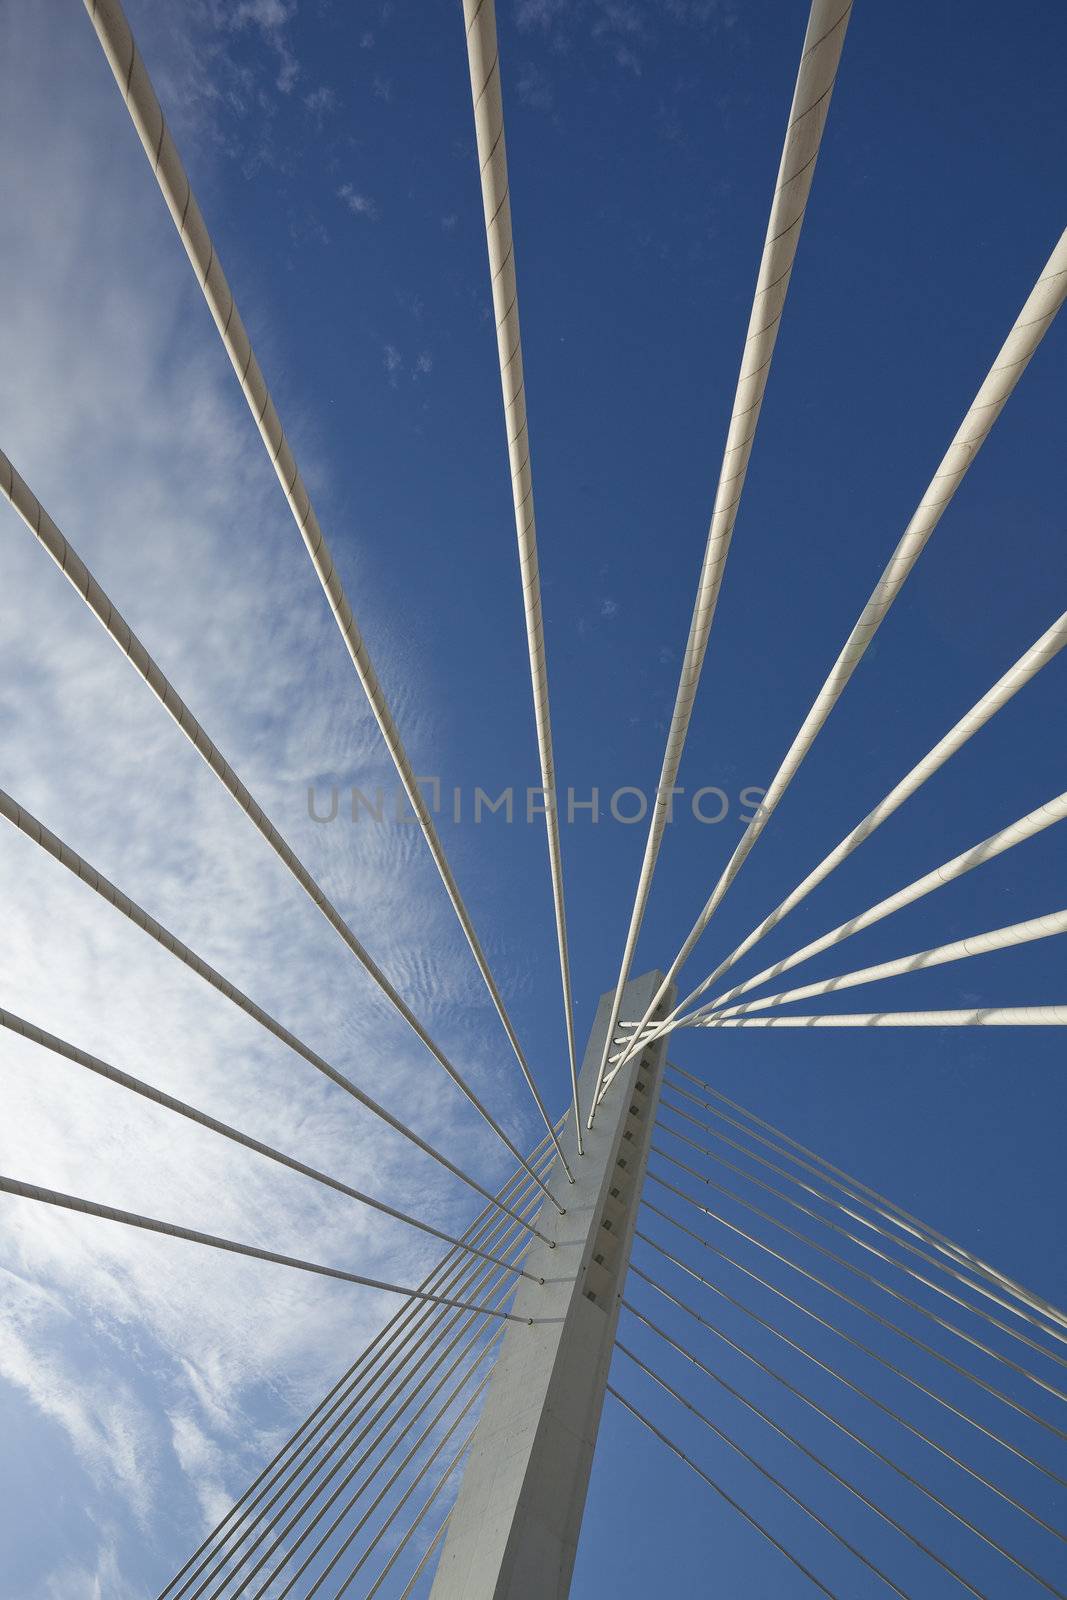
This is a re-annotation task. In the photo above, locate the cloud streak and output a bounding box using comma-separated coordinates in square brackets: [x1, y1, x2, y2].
[0, 5, 529, 1590]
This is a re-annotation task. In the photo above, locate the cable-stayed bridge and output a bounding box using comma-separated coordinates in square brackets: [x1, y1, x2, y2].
[2, 0, 1066, 1594]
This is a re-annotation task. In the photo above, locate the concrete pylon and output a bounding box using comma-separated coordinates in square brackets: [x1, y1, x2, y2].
[429, 970, 675, 1599]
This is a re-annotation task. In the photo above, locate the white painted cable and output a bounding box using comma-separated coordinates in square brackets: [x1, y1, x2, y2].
[0, 1175, 527, 1319]
[163, 1136, 555, 1598]
[0, 787, 553, 1244]
[0, 1004, 543, 1283]
[630, 1248, 1067, 1545]
[616, 1336, 979, 1600]
[180, 1146, 554, 1600]
[657, 1086, 1067, 1364]
[627, 227, 1067, 1052]
[322, 1357, 498, 1600]
[655, 1124, 1067, 1407]
[623, 1297, 1061, 1597]
[639, 607, 1067, 1041]
[691, 1005, 1067, 1027]
[648, 1168, 1067, 1454]
[608, 1385, 840, 1600]
[362, 1437, 470, 1600]
[396, 1511, 451, 1600]
[462, 0, 583, 1157]
[684, 788, 1067, 1020]
[228, 1316, 505, 1600]
[700, 908, 1067, 1020]
[588, 0, 854, 1124]
[668, 1063, 1067, 1338]
[0, 448, 567, 1201]
[664, 1068, 1067, 1343]
[640, 1199, 1067, 1494]
[81, 0, 569, 1180]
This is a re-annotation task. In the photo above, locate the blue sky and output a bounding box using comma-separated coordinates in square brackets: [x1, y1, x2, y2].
[1, 0, 1065, 1595]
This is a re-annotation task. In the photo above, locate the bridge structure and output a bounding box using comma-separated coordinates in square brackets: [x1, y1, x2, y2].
[2, 0, 1067, 1596]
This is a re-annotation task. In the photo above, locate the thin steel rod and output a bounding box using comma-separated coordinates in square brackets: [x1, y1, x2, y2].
[0, 448, 567, 1200]
[624, 1284, 1066, 1596]
[664, 1068, 1067, 1345]
[617, 1339, 963, 1600]
[181, 1148, 553, 1600]
[80, 0, 571, 1180]
[361, 1440, 469, 1600]
[229, 1271, 517, 1597]
[317, 1353, 500, 1600]
[161, 1140, 552, 1599]
[636, 1223, 1067, 1535]
[656, 1101, 1067, 1382]
[607, 1385, 841, 1598]
[258, 1320, 502, 1600]
[629, 226, 1067, 1049]
[668, 1068, 1067, 1344]
[0, 1175, 529, 1318]
[625, 608, 1067, 1048]
[589, 0, 854, 1125]
[223, 1313, 505, 1599]
[689, 790, 1067, 1021]
[0, 787, 553, 1245]
[395, 1511, 451, 1600]
[651, 1151, 1067, 1439]
[690, 1005, 1067, 1028]
[684, 908, 1067, 1024]
[1, 1005, 541, 1284]
[462, 0, 583, 1157]
[165, 1139, 556, 1600]
[642, 1185, 1067, 1490]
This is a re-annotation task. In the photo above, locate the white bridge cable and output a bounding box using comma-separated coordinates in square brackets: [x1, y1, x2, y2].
[607, 1385, 841, 1600]
[462, 0, 583, 1156]
[651, 1147, 1067, 1438]
[0, 787, 554, 1246]
[588, 0, 855, 1125]
[0, 1005, 542, 1286]
[686, 788, 1067, 1020]
[161, 1132, 556, 1600]
[217, 1311, 506, 1599]
[359, 1435, 471, 1600]
[80, 0, 572, 1184]
[691, 1004, 1067, 1028]
[638, 1206, 1067, 1509]
[617, 1336, 983, 1600]
[395, 1511, 451, 1600]
[0, 451, 567, 1202]
[656, 1090, 1067, 1371]
[664, 1069, 1067, 1349]
[645, 1170, 1067, 1472]
[163, 1133, 556, 1600]
[0, 1175, 529, 1319]
[622, 609, 1067, 1048]
[668, 1064, 1067, 1339]
[172, 1232, 543, 1600]
[655, 1120, 1067, 1403]
[622, 227, 1067, 1060]
[177, 1140, 555, 1600]
[222, 1264, 520, 1598]
[698, 909, 1067, 1022]
[627, 1258, 1067, 1560]
[323, 1358, 498, 1600]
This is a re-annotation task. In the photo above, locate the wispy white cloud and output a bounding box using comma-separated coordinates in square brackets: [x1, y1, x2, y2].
[338, 181, 379, 220]
[0, 5, 527, 1590]
[383, 343, 404, 385]
[303, 84, 336, 120]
